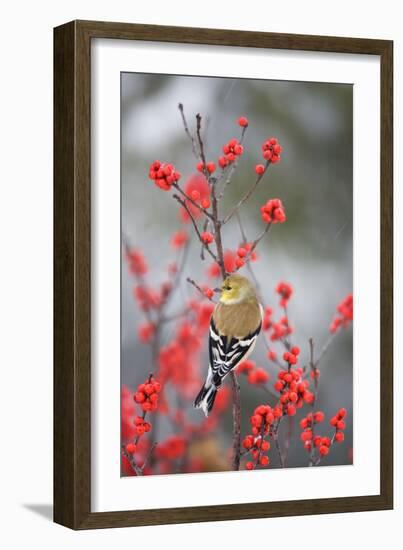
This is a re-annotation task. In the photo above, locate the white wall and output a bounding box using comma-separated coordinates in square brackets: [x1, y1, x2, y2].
[0, 0, 400, 547]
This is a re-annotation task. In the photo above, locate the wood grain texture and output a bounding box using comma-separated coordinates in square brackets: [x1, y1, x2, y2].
[54, 20, 393, 530]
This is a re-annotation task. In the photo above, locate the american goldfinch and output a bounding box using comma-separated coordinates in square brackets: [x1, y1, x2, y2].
[194, 274, 263, 416]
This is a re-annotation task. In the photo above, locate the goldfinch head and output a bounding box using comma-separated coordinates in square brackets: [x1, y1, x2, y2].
[220, 274, 256, 304]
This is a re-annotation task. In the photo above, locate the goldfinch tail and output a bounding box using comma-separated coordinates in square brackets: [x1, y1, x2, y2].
[194, 382, 217, 417]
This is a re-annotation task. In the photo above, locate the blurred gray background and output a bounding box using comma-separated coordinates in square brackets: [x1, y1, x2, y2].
[121, 72, 353, 469]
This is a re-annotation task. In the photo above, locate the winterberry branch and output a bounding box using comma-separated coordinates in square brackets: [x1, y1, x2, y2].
[172, 194, 217, 261]
[172, 182, 214, 221]
[186, 277, 215, 302]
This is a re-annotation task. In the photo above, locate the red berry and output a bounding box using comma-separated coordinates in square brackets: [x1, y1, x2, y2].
[201, 232, 214, 244]
[319, 445, 330, 456]
[242, 437, 253, 450]
[330, 416, 338, 427]
[274, 380, 284, 392]
[245, 461, 254, 470]
[289, 391, 298, 403]
[125, 443, 136, 454]
[134, 392, 145, 403]
[260, 455, 269, 466]
[237, 247, 247, 258]
[338, 408, 347, 418]
[255, 164, 265, 175]
[287, 404, 296, 416]
[291, 346, 300, 356]
[336, 420, 346, 430]
[301, 430, 312, 442]
[206, 162, 216, 174]
[314, 411, 325, 423]
[191, 189, 201, 200]
[218, 156, 228, 168]
[261, 440, 270, 451]
[196, 163, 204, 173]
[235, 258, 245, 268]
[238, 116, 249, 127]
[144, 383, 155, 395]
[201, 197, 211, 209]
[288, 354, 297, 365]
[204, 287, 214, 299]
[335, 431, 345, 442]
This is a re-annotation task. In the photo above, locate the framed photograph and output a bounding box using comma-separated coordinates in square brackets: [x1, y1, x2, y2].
[54, 20, 393, 529]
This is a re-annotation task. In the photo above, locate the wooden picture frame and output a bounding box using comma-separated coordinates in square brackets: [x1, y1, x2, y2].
[54, 19, 393, 529]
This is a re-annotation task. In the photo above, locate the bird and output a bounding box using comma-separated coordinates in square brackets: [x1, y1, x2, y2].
[194, 274, 263, 416]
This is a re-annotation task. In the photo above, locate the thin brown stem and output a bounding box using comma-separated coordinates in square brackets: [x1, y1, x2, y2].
[230, 371, 241, 471]
[172, 194, 217, 261]
[272, 417, 285, 468]
[186, 277, 215, 302]
[178, 103, 198, 159]
[222, 160, 270, 225]
[172, 182, 214, 221]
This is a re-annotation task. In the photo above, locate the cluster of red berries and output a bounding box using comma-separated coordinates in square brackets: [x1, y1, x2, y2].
[262, 307, 273, 331]
[243, 435, 270, 470]
[201, 231, 214, 244]
[132, 415, 152, 437]
[126, 248, 148, 276]
[300, 411, 325, 450]
[171, 230, 188, 249]
[236, 360, 269, 385]
[149, 161, 181, 191]
[270, 316, 293, 341]
[134, 377, 162, 412]
[274, 368, 314, 416]
[250, 404, 279, 436]
[218, 138, 244, 168]
[243, 404, 279, 470]
[261, 137, 282, 164]
[329, 294, 353, 333]
[276, 281, 293, 307]
[196, 161, 216, 174]
[260, 198, 286, 224]
[283, 346, 300, 366]
[330, 408, 347, 443]
[138, 322, 155, 343]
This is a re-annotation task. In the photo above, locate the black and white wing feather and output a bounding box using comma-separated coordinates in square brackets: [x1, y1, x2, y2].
[208, 317, 261, 387]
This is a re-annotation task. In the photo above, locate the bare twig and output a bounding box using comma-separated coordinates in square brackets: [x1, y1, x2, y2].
[196, 113, 207, 169]
[222, 160, 270, 224]
[230, 371, 241, 471]
[272, 417, 285, 468]
[178, 103, 198, 158]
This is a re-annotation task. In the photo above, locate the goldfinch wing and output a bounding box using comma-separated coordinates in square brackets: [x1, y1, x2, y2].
[209, 317, 261, 385]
